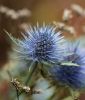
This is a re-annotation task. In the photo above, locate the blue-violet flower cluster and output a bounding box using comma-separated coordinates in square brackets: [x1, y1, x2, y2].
[9, 25, 65, 63]
[7, 24, 85, 90]
[50, 41, 85, 89]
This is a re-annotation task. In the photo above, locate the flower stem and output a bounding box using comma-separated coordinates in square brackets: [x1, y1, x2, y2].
[25, 61, 38, 85]
[18, 61, 38, 98]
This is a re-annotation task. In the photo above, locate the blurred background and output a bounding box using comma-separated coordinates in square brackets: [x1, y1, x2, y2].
[0, 0, 85, 100]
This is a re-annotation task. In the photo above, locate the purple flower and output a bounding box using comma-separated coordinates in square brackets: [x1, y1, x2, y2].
[7, 25, 65, 63]
[50, 41, 85, 89]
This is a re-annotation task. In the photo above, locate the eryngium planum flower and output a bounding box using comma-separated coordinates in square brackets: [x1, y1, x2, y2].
[50, 41, 85, 89]
[7, 25, 65, 63]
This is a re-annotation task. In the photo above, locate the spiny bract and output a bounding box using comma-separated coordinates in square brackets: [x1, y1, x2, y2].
[7, 25, 65, 63]
[50, 41, 85, 89]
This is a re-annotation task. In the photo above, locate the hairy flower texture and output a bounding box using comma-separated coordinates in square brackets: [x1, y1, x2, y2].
[7, 25, 65, 63]
[50, 41, 85, 89]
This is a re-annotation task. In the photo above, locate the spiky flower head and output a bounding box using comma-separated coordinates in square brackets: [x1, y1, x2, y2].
[50, 41, 85, 89]
[7, 25, 65, 63]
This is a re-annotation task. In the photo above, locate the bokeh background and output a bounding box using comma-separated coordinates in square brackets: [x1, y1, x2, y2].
[0, 0, 85, 100]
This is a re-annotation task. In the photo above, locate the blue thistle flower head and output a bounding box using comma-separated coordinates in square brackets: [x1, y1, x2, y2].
[7, 24, 65, 63]
[50, 41, 85, 89]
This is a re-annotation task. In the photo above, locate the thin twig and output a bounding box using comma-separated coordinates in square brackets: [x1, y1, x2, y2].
[16, 88, 20, 100]
[7, 70, 20, 100]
